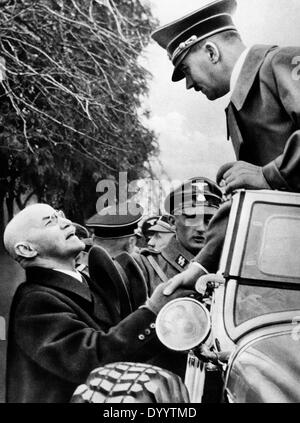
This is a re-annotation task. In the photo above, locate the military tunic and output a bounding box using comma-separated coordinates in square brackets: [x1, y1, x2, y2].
[196, 45, 300, 274]
[133, 235, 195, 295]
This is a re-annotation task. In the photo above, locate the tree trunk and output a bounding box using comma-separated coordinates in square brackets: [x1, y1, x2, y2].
[0, 191, 6, 252]
[6, 193, 14, 222]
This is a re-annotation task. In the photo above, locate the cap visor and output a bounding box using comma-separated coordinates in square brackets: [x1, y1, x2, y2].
[180, 206, 218, 215]
[149, 223, 175, 233]
[172, 49, 190, 82]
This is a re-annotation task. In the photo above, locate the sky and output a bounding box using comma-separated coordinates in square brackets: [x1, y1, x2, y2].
[142, 0, 300, 182]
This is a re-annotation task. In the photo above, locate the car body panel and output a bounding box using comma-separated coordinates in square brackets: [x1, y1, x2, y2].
[225, 326, 300, 403]
[215, 191, 300, 403]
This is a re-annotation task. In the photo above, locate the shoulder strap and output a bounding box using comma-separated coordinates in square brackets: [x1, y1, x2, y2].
[145, 255, 169, 284]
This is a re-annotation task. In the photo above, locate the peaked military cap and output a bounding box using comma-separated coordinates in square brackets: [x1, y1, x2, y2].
[86, 202, 143, 239]
[164, 177, 223, 216]
[149, 215, 176, 234]
[140, 215, 160, 238]
[151, 0, 237, 82]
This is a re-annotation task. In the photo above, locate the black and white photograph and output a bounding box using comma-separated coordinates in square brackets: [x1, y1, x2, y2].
[1, 0, 300, 407]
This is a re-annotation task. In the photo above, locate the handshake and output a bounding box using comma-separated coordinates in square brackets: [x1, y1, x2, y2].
[144, 263, 210, 316]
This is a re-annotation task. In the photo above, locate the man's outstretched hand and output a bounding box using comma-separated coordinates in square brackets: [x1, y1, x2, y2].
[163, 263, 207, 296]
[217, 161, 271, 195]
[145, 283, 195, 315]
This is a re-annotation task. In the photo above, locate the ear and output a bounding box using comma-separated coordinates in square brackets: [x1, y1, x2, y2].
[204, 41, 220, 64]
[14, 242, 38, 259]
[125, 236, 137, 254]
[128, 236, 137, 248]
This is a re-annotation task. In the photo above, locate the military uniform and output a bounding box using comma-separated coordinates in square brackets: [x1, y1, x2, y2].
[134, 235, 194, 295]
[76, 202, 144, 276]
[134, 177, 223, 294]
[134, 177, 223, 387]
[152, 0, 300, 273]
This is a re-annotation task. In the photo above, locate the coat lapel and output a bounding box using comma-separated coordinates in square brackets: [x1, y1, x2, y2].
[26, 267, 92, 303]
[225, 103, 244, 159]
[230, 44, 278, 111]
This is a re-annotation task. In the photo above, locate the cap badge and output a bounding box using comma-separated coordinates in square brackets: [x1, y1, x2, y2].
[171, 35, 198, 61]
[197, 194, 206, 202]
[191, 181, 208, 191]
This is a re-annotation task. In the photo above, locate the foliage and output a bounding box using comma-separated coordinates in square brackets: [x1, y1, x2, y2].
[0, 0, 158, 223]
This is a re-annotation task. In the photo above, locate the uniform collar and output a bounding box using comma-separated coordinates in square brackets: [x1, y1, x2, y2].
[25, 267, 92, 303]
[230, 44, 278, 110]
[161, 235, 195, 272]
[229, 47, 250, 97]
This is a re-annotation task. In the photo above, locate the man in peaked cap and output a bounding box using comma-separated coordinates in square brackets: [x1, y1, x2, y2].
[147, 215, 176, 252]
[134, 177, 222, 295]
[140, 215, 160, 244]
[152, 0, 300, 293]
[85, 201, 143, 259]
[132, 177, 222, 384]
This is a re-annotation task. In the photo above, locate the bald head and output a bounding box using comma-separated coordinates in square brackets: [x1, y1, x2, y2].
[4, 204, 53, 260]
[4, 204, 84, 268]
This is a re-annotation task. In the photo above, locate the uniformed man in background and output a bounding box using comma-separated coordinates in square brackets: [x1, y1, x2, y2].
[75, 202, 143, 277]
[85, 202, 143, 257]
[147, 215, 176, 251]
[133, 177, 223, 295]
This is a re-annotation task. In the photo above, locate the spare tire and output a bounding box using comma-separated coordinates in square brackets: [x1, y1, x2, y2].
[71, 362, 190, 403]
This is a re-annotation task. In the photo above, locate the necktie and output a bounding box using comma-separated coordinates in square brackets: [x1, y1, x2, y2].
[225, 102, 244, 159]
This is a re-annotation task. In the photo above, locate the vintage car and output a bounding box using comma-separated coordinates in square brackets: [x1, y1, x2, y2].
[72, 190, 300, 403]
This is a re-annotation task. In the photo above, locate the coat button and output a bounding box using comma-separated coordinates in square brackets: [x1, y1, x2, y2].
[145, 329, 151, 336]
[138, 334, 145, 341]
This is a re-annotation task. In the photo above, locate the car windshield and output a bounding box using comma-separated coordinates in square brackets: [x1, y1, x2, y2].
[235, 284, 300, 325]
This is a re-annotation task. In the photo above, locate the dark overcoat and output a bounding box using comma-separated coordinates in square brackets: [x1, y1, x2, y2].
[6, 267, 161, 403]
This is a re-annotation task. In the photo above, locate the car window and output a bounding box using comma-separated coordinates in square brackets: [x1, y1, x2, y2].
[235, 284, 300, 325]
[259, 215, 300, 278]
[240, 204, 300, 283]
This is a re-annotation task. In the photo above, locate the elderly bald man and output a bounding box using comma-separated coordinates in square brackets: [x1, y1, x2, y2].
[4, 204, 192, 403]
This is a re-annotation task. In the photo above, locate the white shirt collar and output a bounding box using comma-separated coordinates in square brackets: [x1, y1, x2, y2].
[53, 268, 83, 283]
[229, 47, 250, 98]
